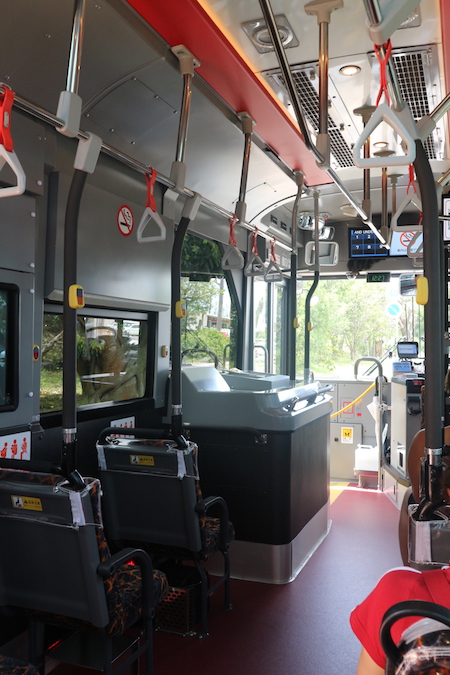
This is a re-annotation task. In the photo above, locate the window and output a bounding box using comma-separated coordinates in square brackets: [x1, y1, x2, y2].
[181, 235, 237, 368]
[0, 285, 18, 409]
[253, 277, 268, 372]
[40, 311, 148, 413]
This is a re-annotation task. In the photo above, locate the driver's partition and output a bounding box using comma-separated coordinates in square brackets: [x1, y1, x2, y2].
[96, 429, 234, 639]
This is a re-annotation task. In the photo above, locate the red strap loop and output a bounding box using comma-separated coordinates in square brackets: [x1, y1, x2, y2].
[374, 40, 392, 107]
[407, 164, 417, 193]
[270, 238, 277, 262]
[228, 214, 238, 247]
[0, 87, 14, 153]
[145, 169, 157, 212]
[251, 228, 259, 254]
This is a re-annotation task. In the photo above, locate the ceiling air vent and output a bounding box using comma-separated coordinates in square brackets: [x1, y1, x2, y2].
[264, 45, 444, 168]
[265, 66, 355, 169]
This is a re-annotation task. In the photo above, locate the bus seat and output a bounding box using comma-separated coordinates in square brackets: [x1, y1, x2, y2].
[0, 656, 39, 674]
[96, 428, 234, 639]
[0, 468, 168, 674]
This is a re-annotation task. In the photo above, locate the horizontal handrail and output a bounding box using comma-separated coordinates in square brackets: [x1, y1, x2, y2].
[0, 84, 293, 252]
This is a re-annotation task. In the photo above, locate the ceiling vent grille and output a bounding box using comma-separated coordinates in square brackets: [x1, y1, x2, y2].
[264, 45, 444, 168]
[388, 49, 440, 159]
[268, 68, 354, 168]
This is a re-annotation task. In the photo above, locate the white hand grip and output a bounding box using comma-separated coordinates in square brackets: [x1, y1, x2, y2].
[0, 145, 26, 197]
[407, 231, 423, 259]
[244, 252, 266, 277]
[264, 259, 283, 282]
[353, 103, 416, 168]
[136, 207, 166, 243]
[390, 192, 422, 232]
[221, 243, 244, 270]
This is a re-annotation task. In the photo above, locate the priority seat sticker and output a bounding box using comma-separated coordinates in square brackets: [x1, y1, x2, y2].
[129, 454, 155, 466]
[11, 495, 43, 511]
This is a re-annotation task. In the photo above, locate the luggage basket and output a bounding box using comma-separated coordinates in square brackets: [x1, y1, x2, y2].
[408, 503, 450, 569]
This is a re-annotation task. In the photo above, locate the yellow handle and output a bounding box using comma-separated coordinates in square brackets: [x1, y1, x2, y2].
[416, 275, 428, 306]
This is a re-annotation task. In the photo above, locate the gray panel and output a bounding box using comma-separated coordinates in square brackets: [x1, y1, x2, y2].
[0, 194, 36, 273]
[87, 78, 177, 144]
[46, 172, 173, 310]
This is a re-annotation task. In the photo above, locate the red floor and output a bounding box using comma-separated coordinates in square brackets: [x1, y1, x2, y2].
[152, 486, 402, 675]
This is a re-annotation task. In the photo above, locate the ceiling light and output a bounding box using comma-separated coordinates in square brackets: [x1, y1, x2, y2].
[242, 15, 299, 54]
[339, 64, 361, 76]
[373, 141, 389, 148]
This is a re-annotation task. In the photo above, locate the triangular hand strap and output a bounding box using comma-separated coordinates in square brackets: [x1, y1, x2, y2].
[353, 103, 417, 168]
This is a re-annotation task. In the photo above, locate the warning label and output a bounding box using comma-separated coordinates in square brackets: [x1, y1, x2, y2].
[341, 427, 354, 444]
[11, 495, 43, 511]
[129, 455, 155, 466]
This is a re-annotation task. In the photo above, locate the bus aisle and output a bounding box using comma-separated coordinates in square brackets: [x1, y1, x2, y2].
[153, 484, 402, 675]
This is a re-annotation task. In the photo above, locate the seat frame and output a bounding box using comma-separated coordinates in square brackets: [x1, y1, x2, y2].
[97, 429, 232, 638]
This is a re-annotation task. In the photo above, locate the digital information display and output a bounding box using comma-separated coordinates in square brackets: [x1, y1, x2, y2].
[348, 229, 388, 258]
[366, 272, 391, 283]
[349, 228, 422, 258]
[397, 341, 419, 358]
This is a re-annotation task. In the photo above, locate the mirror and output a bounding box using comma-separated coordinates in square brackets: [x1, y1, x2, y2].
[399, 272, 422, 296]
[304, 241, 339, 266]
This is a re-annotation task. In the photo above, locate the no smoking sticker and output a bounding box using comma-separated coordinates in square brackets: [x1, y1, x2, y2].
[399, 231, 414, 247]
[117, 205, 134, 236]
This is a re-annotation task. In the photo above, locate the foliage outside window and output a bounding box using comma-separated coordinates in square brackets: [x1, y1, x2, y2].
[181, 235, 236, 369]
[296, 277, 424, 380]
[40, 313, 147, 413]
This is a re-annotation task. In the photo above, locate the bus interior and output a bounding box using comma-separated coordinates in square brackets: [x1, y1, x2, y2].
[0, 0, 449, 673]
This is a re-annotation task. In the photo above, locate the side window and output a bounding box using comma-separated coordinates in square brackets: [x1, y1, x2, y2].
[181, 234, 237, 369]
[0, 285, 19, 410]
[41, 311, 148, 412]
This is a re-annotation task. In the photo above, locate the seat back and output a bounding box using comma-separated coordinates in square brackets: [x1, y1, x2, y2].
[97, 437, 203, 552]
[0, 469, 109, 628]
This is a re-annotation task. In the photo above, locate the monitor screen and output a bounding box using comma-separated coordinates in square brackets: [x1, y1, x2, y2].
[348, 227, 423, 258]
[348, 228, 388, 258]
[397, 341, 418, 359]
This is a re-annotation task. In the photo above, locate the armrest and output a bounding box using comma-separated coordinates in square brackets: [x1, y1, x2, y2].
[97, 547, 155, 619]
[196, 495, 231, 551]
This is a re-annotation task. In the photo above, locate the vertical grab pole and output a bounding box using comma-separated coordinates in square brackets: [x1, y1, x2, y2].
[414, 139, 445, 516]
[304, 190, 320, 384]
[374, 149, 395, 242]
[354, 105, 376, 223]
[289, 171, 304, 382]
[66, 0, 86, 94]
[235, 112, 255, 224]
[62, 0, 85, 476]
[305, 0, 343, 168]
[60, 0, 96, 487]
[169, 46, 200, 445]
[170, 46, 200, 192]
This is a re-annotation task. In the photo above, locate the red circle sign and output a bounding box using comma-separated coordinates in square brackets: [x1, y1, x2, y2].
[117, 205, 134, 236]
[399, 231, 414, 247]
